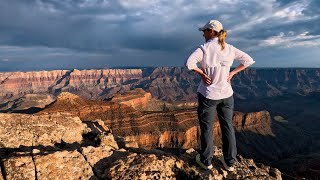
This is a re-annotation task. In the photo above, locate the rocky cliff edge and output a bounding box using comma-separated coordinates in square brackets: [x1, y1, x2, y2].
[0, 112, 282, 180]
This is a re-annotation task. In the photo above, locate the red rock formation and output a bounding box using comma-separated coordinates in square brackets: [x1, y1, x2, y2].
[111, 88, 152, 109]
[0, 67, 320, 104]
[1, 67, 320, 104]
[2, 70, 68, 91]
[38, 92, 274, 150]
[68, 69, 142, 89]
[0, 69, 143, 102]
[122, 110, 274, 149]
[0, 72, 11, 84]
[0, 70, 68, 103]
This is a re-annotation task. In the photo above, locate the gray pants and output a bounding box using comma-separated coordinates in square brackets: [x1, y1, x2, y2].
[197, 93, 237, 166]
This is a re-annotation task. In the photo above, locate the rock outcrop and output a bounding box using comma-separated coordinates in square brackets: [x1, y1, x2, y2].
[2, 154, 36, 180]
[0, 112, 88, 148]
[111, 88, 153, 110]
[34, 150, 95, 179]
[0, 112, 282, 180]
[0, 93, 56, 113]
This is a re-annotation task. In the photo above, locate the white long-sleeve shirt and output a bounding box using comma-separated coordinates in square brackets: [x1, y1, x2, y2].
[186, 37, 255, 100]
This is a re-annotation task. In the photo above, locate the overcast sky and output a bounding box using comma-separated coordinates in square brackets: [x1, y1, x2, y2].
[0, 0, 319, 71]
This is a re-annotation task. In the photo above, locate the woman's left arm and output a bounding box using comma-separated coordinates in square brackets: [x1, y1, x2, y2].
[228, 64, 246, 84]
[228, 46, 256, 83]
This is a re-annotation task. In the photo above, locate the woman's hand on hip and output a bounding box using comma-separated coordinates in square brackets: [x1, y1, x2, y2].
[227, 72, 236, 84]
[201, 73, 212, 85]
[192, 67, 212, 85]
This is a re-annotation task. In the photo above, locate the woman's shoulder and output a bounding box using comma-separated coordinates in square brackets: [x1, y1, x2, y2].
[224, 43, 236, 51]
[224, 42, 233, 47]
[199, 40, 236, 52]
[200, 40, 219, 48]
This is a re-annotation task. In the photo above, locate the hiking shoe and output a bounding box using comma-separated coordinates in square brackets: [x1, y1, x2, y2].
[219, 156, 235, 172]
[196, 154, 213, 170]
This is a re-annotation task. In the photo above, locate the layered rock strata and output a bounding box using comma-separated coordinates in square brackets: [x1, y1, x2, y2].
[1, 68, 320, 103]
[0, 69, 143, 103]
[111, 88, 153, 109]
[39, 92, 311, 165]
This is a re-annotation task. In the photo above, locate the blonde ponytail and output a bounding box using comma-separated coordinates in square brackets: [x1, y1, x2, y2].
[218, 30, 227, 50]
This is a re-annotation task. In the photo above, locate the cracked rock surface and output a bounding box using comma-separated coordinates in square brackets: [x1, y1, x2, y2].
[0, 113, 89, 148]
[34, 150, 96, 179]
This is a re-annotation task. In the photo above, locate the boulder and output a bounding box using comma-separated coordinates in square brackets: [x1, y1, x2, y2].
[0, 113, 89, 148]
[3, 153, 35, 180]
[34, 150, 96, 179]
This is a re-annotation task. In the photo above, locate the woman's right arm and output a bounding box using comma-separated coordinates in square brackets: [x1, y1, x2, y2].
[185, 48, 212, 85]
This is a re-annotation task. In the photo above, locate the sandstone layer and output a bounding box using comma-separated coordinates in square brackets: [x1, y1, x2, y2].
[111, 88, 153, 110]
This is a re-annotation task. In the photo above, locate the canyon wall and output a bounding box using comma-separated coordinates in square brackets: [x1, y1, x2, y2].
[39, 92, 311, 164]
[1, 68, 320, 104]
[0, 69, 142, 103]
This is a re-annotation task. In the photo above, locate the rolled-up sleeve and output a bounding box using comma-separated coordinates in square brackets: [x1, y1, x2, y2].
[185, 48, 203, 70]
[233, 46, 255, 67]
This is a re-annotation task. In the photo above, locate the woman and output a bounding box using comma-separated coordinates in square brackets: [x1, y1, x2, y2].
[185, 19, 255, 171]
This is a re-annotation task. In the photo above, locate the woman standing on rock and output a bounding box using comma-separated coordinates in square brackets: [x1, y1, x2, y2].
[185, 20, 255, 171]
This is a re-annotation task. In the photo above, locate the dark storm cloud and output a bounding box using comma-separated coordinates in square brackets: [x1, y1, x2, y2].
[0, 0, 319, 71]
[0, 0, 128, 50]
[0, 0, 318, 51]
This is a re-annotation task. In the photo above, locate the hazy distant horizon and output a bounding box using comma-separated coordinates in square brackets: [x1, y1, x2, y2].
[1, 65, 320, 73]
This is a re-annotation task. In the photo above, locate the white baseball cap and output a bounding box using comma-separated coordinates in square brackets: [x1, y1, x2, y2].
[198, 20, 223, 32]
